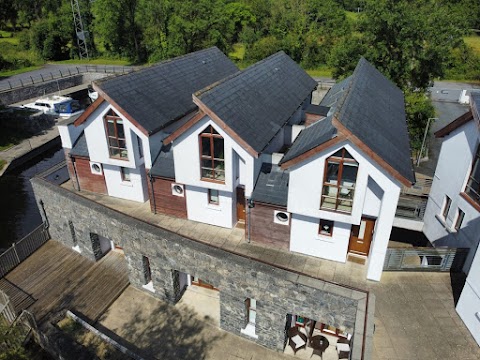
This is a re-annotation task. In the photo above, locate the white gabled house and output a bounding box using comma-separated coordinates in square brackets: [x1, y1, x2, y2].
[422, 92, 480, 345]
[58, 48, 415, 281]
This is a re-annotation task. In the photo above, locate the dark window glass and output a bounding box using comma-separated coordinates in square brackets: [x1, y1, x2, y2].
[199, 125, 225, 182]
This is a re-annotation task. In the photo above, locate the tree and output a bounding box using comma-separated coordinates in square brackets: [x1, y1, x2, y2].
[330, 0, 464, 91]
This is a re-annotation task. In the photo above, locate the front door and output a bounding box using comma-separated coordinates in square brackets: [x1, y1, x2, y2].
[348, 217, 376, 256]
[236, 187, 246, 223]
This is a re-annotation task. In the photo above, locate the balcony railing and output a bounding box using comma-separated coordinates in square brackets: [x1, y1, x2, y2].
[395, 195, 428, 221]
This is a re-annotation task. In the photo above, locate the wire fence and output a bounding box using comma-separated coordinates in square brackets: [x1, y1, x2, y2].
[0, 65, 139, 92]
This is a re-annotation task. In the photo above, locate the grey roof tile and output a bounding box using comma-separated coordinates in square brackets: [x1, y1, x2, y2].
[70, 131, 89, 158]
[196, 52, 318, 153]
[280, 116, 337, 164]
[305, 104, 330, 116]
[334, 58, 415, 184]
[150, 143, 175, 179]
[251, 163, 289, 206]
[281, 58, 415, 184]
[97, 47, 238, 134]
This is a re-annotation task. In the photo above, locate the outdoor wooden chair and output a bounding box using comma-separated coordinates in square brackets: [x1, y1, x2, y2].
[288, 326, 308, 354]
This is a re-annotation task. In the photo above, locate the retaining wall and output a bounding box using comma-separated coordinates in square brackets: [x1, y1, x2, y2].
[31, 176, 373, 359]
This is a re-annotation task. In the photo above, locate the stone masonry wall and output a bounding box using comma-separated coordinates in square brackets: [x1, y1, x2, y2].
[31, 177, 372, 359]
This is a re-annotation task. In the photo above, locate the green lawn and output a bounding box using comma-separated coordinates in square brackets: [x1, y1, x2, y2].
[464, 34, 480, 56]
[306, 66, 333, 78]
[0, 159, 6, 171]
[49, 58, 131, 66]
[0, 65, 43, 77]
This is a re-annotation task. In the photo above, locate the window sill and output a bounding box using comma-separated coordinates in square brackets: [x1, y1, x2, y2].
[201, 177, 226, 185]
[320, 207, 352, 215]
[142, 281, 155, 293]
[206, 204, 221, 211]
[241, 323, 258, 339]
[434, 214, 454, 233]
[460, 192, 480, 212]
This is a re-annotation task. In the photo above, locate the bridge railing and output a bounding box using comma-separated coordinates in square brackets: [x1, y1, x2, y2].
[0, 65, 140, 92]
[383, 247, 469, 271]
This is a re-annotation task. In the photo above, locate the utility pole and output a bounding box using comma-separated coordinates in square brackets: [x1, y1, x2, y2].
[71, 0, 89, 60]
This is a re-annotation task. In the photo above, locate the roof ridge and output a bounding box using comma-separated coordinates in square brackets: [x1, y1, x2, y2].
[195, 51, 287, 98]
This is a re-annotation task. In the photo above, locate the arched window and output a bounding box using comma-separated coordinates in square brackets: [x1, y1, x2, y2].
[199, 125, 225, 182]
[104, 109, 128, 159]
[321, 148, 358, 213]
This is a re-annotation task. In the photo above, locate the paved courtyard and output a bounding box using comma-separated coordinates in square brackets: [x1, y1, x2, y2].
[59, 183, 480, 359]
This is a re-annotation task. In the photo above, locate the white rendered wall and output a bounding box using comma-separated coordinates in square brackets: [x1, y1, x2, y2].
[82, 102, 148, 169]
[422, 120, 480, 273]
[290, 214, 351, 262]
[185, 185, 233, 228]
[58, 123, 84, 149]
[456, 245, 480, 346]
[287, 140, 402, 281]
[103, 164, 148, 202]
[172, 116, 258, 226]
[78, 102, 150, 202]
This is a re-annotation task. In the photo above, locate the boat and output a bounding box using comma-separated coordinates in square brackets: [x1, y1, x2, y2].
[22, 95, 85, 118]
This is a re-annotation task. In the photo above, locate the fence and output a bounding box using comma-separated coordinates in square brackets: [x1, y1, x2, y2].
[0, 65, 139, 92]
[395, 195, 428, 220]
[0, 223, 50, 278]
[383, 247, 469, 271]
[0, 289, 16, 324]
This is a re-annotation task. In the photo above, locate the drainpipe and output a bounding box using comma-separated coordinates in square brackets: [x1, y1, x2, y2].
[247, 198, 254, 243]
[149, 172, 157, 214]
[69, 154, 80, 191]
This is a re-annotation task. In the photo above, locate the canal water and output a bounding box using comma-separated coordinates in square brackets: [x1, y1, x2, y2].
[0, 89, 90, 252]
[0, 145, 64, 251]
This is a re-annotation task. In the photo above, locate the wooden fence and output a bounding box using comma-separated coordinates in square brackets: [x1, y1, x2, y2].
[0, 223, 50, 278]
[383, 247, 469, 271]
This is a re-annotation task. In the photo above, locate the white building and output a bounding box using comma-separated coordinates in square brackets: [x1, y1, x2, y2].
[422, 92, 480, 345]
[58, 49, 415, 281]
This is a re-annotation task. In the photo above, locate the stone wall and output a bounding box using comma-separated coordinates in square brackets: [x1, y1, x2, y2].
[31, 176, 373, 359]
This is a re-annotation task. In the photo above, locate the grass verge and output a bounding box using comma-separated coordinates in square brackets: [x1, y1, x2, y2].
[0, 159, 6, 171]
[50, 58, 131, 66]
[0, 65, 43, 77]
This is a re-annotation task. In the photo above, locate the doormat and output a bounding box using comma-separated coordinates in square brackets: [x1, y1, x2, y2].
[347, 255, 366, 265]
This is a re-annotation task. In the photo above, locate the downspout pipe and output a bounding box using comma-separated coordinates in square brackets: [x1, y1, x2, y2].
[69, 154, 80, 191]
[149, 172, 157, 214]
[247, 198, 254, 243]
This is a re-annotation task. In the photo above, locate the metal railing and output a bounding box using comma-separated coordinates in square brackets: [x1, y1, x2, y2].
[383, 247, 469, 271]
[0, 65, 139, 92]
[395, 195, 428, 220]
[0, 223, 50, 278]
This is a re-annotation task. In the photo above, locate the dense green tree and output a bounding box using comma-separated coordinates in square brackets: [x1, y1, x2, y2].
[404, 91, 435, 152]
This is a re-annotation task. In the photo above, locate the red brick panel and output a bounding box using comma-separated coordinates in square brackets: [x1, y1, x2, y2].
[249, 203, 290, 250]
[148, 177, 188, 218]
[304, 113, 324, 127]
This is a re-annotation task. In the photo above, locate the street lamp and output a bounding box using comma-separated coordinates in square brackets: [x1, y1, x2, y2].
[416, 117, 438, 167]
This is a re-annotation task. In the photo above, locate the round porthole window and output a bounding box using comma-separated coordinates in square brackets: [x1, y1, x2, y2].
[276, 212, 289, 222]
[173, 184, 184, 194]
[92, 164, 101, 172]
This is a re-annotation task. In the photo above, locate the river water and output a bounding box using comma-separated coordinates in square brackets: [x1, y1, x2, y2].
[0, 145, 64, 251]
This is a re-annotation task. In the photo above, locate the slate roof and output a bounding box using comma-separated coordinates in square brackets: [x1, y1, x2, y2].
[472, 92, 480, 122]
[334, 58, 415, 183]
[251, 163, 289, 207]
[196, 51, 318, 153]
[70, 132, 89, 158]
[305, 104, 330, 116]
[280, 116, 337, 164]
[150, 144, 175, 179]
[97, 47, 238, 134]
[280, 58, 415, 184]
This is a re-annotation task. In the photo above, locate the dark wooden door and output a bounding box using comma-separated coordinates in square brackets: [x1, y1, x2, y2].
[236, 187, 246, 223]
[348, 217, 375, 256]
[191, 277, 218, 291]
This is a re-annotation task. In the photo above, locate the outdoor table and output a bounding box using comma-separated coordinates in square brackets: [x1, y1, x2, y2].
[310, 335, 329, 358]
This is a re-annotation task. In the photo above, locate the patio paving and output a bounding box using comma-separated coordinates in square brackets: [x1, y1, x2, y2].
[60, 182, 480, 359]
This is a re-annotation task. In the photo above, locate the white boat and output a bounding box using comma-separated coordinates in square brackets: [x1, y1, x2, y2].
[23, 95, 85, 118]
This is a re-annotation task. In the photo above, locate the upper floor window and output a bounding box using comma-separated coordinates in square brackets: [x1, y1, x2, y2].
[321, 148, 358, 213]
[465, 144, 480, 206]
[105, 109, 128, 160]
[442, 195, 452, 219]
[200, 125, 225, 182]
[454, 209, 465, 230]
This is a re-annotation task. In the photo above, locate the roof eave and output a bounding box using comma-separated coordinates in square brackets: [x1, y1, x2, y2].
[434, 110, 473, 138]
